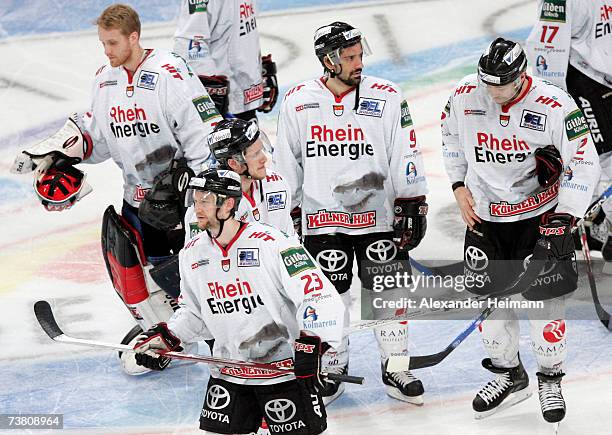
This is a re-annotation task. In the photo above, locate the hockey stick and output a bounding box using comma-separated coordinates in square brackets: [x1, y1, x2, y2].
[578, 224, 611, 330]
[407, 238, 551, 370]
[33, 301, 364, 385]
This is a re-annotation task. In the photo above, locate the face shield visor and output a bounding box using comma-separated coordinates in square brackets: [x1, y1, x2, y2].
[324, 30, 373, 66]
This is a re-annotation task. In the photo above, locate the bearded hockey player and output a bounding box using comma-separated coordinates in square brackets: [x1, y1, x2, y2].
[184, 118, 295, 241]
[526, 0, 612, 260]
[274, 21, 429, 405]
[133, 168, 343, 435]
[441, 37, 600, 424]
[10, 4, 221, 374]
[173, 0, 278, 120]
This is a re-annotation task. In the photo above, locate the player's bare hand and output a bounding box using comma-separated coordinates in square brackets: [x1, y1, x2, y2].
[453, 186, 481, 230]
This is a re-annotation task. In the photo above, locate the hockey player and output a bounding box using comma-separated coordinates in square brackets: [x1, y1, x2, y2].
[184, 118, 295, 240]
[10, 4, 221, 373]
[274, 21, 428, 405]
[526, 0, 612, 259]
[173, 0, 278, 120]
[133, 168, 343, 434]
[441, 37, 600, 423]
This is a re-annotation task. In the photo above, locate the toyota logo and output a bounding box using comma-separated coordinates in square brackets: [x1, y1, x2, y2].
[465, 246, 488, 271]
[316, 249, 348, 272]
[264, 399, 296, 423]
[365, 240, 396, 264]
[206, 385, 230, 410]
[523, 254, 556, 276]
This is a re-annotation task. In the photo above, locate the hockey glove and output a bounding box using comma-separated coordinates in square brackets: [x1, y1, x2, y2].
[291, 207, 302, 240]
[393, 197, 428, 251]
[539, 212, 576, 260]
[533, 145, 563, 188]
[258, 54, 278, 113]
[294, 333, 329, 391]
[133, 323, 182, 371]
[199, 75, 229, 116]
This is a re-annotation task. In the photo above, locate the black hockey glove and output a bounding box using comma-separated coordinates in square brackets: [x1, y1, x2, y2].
[533, 145, 563, 188]
[393, 196, 428, 251]
[199, 75, 230, 115]
[258, 54, 278, 113]
[133, 323, 182, 371]
[139, 158, 195, 231]
[539, 212, 576, 260]
[294, 333, 329, 391]
[291, 206, 302, 240]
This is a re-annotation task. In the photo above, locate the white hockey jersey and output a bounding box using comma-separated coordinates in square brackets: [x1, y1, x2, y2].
[525, 0, 612, 88]
[169, 222, 344, 385]
[173, 0, 264, 114]
[441, 74, 600, 222]
[82, 49, 221, 207]
[184, 170, 295, 241]
[274, 76, 428, 236]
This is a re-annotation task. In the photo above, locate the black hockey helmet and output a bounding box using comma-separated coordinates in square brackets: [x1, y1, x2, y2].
[185, 168, 242, 211]
[314, 21, 371, 66]
[478, 37, 527, 86]
[206, 118, 260, 166]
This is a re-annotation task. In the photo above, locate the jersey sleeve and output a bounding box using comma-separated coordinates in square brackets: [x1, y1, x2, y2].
[81, 77, 111, 164]
[441, 91, 469, 184]
[272, 240, 344, 349]
[525, 0, 571, 89]
[387, 94, 428, 198]
[167, 246, 213, 343]
[274, 95, 304, 209]
[162, 56, 221, 172]
[554, 102, 601, 218]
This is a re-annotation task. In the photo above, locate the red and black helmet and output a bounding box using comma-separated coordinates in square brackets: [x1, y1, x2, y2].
[35, 166, 85, 211]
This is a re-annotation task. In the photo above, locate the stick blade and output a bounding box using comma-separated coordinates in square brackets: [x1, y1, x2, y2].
[34, 300, 64, 340]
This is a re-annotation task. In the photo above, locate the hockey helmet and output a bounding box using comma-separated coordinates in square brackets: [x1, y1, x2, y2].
[35, 166, 86, 211]
[207, 119, 272, 166]
[185, 168, 242, 212]
[314, 21, 372, 66]
[478, 37, 527, 86]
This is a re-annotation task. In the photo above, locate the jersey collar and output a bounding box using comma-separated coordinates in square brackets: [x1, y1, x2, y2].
[501, 75, 533, 113]
[319, 77, 356, 103]
[211, 221, 249, 257]
[123, 48, 153, 84]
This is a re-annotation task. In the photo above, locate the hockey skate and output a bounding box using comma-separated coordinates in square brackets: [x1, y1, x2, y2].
[537, 372, 566, 424]
[320, 364, 347, 406]
[473, 358, 531, 419]
[381, 360, 424, 405]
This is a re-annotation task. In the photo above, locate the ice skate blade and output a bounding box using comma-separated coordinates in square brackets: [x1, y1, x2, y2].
[474, 388, 532, 420]
[552, 422, 560, 434]
[385, 386, 424, 405]
[322, 383, 345, 406]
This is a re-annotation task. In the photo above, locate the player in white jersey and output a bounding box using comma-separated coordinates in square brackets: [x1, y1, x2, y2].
[173, 0, 278, 120]
[133, 168, 343, 434]
[11, 4, 222, 373]
[526, 0, 612, 259]
[185, 118, 295, 241]
[441, 37, 600, 424]
[274, 22, 428, 405]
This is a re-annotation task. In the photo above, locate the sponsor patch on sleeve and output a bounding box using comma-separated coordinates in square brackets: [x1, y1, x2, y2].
[281, 246, 316, 277]
[539, 0, 566, 22]
[192, 95, 221, 122]
[400, 100, 413, 128]
[565, 109, 589, 141]
[189, 0, 209, 14]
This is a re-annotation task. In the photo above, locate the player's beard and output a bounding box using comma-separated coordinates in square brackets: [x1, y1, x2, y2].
[338, 68, 362, 87]
[111, 46, 133, 68]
